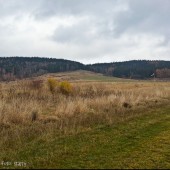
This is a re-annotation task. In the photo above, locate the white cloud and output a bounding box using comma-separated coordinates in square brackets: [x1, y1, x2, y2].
[0, 0, 169, 63]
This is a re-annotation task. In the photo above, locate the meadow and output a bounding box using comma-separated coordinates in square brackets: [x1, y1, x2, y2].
[0, 71, 170, 169]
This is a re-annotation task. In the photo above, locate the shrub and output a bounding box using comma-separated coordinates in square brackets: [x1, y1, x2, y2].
[59, 81, 73, 95]
[31, 111, 38, 121]
[47, 78, 58, 94]
[122, 102, 132, 108]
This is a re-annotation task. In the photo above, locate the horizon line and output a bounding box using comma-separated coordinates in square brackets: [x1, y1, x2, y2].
[0, 56, 170, 65]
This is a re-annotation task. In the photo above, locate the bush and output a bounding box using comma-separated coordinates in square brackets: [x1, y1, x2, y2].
[122, 102, 132, 108]
[47, 78, 58, 94]
[31, 111, 38, 121]
[59, 81, 73, 95]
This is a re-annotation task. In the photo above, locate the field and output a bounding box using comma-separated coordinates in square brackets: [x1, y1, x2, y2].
[0, 71, 170, 169]
[40, 70, 135, 82]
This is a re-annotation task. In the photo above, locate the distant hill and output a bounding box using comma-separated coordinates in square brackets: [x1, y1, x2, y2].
[0, 57, 169, 80]
[0, 57, 85, 81]
[88, 60, 170, 79]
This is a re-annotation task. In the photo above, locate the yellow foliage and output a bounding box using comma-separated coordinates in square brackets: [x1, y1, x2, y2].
[59, 81, 73, 95]
[47, 78, 58, 93]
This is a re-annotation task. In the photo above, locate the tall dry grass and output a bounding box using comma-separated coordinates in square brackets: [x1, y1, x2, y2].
[0, 79, 170, 134]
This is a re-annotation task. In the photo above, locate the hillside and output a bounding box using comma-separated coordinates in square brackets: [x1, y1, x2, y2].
[0, 57, 85, 81]
[0, 76, 170, 169]
[88, 60, 170, 79]
[0, 68, 170, 169]
[39, 70, 135, 82]
[0, 57, 170, 81]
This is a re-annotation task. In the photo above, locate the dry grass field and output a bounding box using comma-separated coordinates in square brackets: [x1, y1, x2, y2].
[0, 71, 170, 169]
[0, 71, 169, 127]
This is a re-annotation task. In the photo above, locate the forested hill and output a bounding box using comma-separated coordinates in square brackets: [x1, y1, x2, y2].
[0, 57, 170, 80]
[88, 60, 170, 79]
[0, 57, 85, 80]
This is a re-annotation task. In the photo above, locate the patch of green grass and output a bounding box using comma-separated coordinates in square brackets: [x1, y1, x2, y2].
[81, 74, 134, 82]
[0, 105, 169, 169]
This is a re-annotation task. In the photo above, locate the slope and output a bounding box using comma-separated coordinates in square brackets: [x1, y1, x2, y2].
[0, 104, 169, 169]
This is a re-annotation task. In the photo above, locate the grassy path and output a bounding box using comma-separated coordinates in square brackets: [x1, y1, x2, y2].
[0, 105, 170, 169]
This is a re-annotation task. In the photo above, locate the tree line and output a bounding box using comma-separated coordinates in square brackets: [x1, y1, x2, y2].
[88, 60, 170, 79]
[0, 57, 169, 81]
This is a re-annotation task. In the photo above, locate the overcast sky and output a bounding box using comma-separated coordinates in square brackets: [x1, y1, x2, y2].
[0, 0, 170, 64]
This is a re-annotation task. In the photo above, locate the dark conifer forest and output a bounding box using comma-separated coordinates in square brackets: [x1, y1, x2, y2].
[0, 57, 169, 80]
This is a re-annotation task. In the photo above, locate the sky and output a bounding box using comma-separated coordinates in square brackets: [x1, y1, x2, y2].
[0, 0, 170, 64]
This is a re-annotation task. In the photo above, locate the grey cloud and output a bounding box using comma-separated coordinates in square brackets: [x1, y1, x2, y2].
[114, 0, 170, 38]
[0, 0, 169, 63]
[52, 24, 93, 44]
[0, 0, 39, 17]
[51, 18, 116, 44]
[47, 0, 170, 45]
[34, 0, 124, 18]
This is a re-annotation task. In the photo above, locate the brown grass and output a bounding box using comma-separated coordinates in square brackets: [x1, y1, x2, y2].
[0, 77, 170, 134]
[0, 73, 170, 169]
